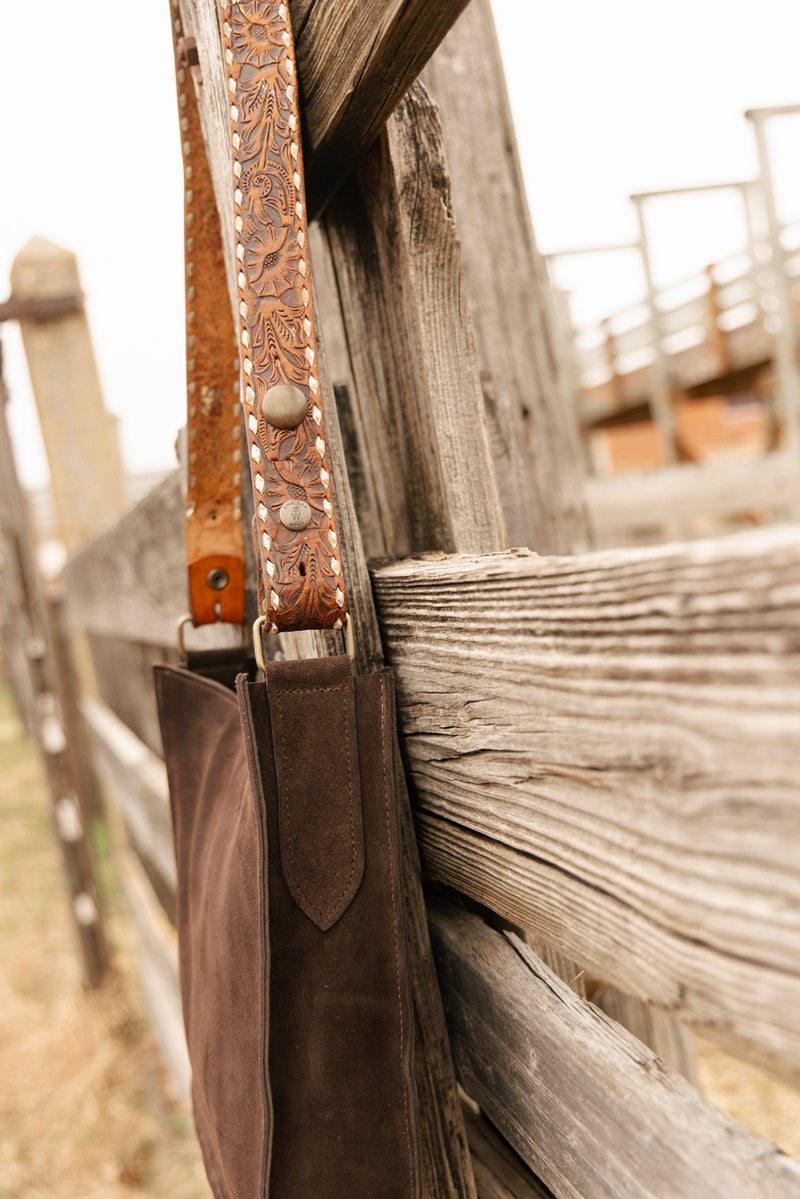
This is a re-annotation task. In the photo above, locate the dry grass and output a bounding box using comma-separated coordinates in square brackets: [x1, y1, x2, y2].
[695, 1036, 800, 1158]
[1, 681, 798, 1195]
[0, 685, 211, 1199]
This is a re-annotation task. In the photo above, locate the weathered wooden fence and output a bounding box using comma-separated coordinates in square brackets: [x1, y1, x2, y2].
[16, 2, 798, 1196]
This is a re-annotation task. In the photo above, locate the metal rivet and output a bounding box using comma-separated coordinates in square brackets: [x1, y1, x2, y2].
[279, 499, 312, 531]
[207, 567, 230, 591]
[261, 383, 307, 430]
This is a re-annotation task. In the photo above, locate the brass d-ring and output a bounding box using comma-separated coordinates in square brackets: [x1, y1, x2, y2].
[252, 614, 268, 672]
[176, 613, 195, 661]
[344, 613, 356, 662]
[251, 612, 355, 671]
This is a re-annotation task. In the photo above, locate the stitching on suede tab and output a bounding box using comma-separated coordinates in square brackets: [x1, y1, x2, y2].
[274, 686, 359, 927]
[379, 674, 414, 1191]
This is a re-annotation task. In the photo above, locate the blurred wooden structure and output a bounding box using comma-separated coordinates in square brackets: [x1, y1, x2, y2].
[552, 108, 800, 537]
[9, 238, 127, 554]
[0, 349, 109, 988]
[566, 226, 800, 443]
[5, 2, 795, 1197]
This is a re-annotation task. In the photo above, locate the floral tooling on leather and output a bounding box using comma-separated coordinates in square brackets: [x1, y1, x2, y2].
[222, 2, 345, 632]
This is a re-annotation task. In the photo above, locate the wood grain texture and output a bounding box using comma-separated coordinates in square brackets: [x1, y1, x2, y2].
[293, 0, 472, 214]
[526, 936, 697, 1083]
[322, 82, 506, 559]
[10, 238, 127, 555]
[372, 526, 800, 1081]
[178, 0, 471, 220]
[430, 900, 800, 1199]
[415, 17, 694, 1075]
[463, 1105, 554, 1199]
[422, 1, 589, 554]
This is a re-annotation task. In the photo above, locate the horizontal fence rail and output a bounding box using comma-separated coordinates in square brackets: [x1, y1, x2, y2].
[430, 899, 800, 1199]
[571, 227, 800, 420]
[586, 450, 800, 542]
[371, 526, 800, 1084]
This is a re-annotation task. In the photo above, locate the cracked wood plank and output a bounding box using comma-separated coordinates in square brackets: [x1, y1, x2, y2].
[422, 0, 589, 554]
[372, 525, 800, 1083]
[320, 81, 506, 561]
[430, 898, 800, 1199]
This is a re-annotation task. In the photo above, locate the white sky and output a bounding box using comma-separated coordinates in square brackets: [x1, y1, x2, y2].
[1, 1, 799, 487]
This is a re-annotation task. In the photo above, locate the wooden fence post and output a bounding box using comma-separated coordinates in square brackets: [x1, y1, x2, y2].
[704, 263, 729, 378]
[422, 1, 590, 554]
[10, 238, 127, 555]
[0, 345, 110, 988]
[421, 0, 696, 1081]
[633, 198, 678, 465]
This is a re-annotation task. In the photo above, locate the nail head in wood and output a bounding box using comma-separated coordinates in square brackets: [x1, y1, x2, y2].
[261, 383, 307, 430]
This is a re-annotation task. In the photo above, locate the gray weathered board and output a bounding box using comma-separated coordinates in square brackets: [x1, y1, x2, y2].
[430, 899, 800, 1199]
[588, 450, 800, 545]
[372, 526, 800, 1084]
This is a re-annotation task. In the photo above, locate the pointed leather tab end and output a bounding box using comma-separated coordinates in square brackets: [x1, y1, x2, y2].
[265, 656, 365, 931]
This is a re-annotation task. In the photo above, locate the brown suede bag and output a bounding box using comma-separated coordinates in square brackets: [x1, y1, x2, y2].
[155, 651, 419, 1198]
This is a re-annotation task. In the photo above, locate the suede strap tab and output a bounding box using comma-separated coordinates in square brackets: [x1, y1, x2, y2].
[265, 656, 365, 930]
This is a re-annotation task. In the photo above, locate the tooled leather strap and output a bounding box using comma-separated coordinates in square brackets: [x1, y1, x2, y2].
[172, 2, 346, 633]
[171, 4, 246, 627]
[221, 2, 346, 633]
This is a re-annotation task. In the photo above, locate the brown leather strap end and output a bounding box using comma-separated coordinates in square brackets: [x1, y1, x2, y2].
[187, 553, 246, 625]
[265, 656, 365, 931]
[172, 2, 246, 629]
